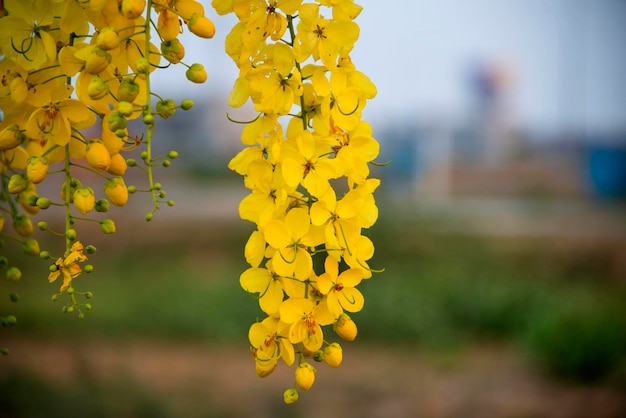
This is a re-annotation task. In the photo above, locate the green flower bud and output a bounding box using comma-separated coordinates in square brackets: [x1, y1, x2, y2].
[37, 221, 48, 231]
[142, 113, 155, 125]
[95, 199, 110, 213]
[100, 219, 116, 234]
[13, 214, 33, 236]
[40, 250, 50, 259]
[117, 101, 134, 117]
[1, 348, 9, 356]
[36, 197, 51, 209]
[22, 238, 40, 256]
[85, 245, 97, 254]
[0, 257, 7, 267]
[9, 292, 19, 303]
[85, 291, 93, 299]
[84, 264, 94, 273]
[26, 193, 39, 206]
[167, 150, 178, 159]
[180, 99, 194, 110]
[6, 266, 22, 282]
[107, 111, 127, 131]
[283, 388, 298, 405]
[145, 212, 153, 222]
[312, 350, 324, 362]
[185, 63, 207, 84]
[127, 158, 137, 167]
[3, 315, 17, 326]
[117, 79, 140, 102]
[167, 200, 175, 207]
[162, 160, 171, 168]
[161, 38, 185, 64]
[156, 99, 177, 119]
[85, 303, 92, 310]
[135, 56, 150, 73]
[66, 229, 77, 241]
[7, 174, 27, 194]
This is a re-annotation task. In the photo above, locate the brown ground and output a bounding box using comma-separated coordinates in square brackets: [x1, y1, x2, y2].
[2, 337, 625, 418]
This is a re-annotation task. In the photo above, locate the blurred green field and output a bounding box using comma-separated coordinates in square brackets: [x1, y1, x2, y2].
[2, 193, 626, 416]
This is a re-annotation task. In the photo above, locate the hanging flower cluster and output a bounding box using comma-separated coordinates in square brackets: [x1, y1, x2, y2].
[214, 0, 382, 403]
[0, 0, 214, 345]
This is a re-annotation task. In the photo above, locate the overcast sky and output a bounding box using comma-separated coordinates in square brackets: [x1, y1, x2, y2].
[154, 0, 626, 136]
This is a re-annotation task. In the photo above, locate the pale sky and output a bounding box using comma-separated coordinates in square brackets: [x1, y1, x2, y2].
[154, 0, 626, 136]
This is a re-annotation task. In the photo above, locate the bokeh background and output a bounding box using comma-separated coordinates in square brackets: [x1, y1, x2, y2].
[2, 0, 626, 417]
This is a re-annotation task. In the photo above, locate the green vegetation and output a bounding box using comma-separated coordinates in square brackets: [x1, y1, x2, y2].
[5, 207, 626, 384]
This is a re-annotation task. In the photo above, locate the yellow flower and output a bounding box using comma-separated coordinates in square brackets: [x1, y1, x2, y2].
[249, 316, 295, 370]
[279, 297, 334, 352]
[240, 261, 286, 315]
[48, 241, 87, 292]
[248, 43, 302, 115]
[25, 85, 96, 147]
[262, 207, 315, 280]
[294, 3, 359, 68]
[317, 256, 364, 317]
[238, 159, 288, 226]
[0, 0, 57, 70]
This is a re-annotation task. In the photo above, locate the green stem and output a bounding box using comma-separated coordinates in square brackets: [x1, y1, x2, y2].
[286, 15, 308, 131]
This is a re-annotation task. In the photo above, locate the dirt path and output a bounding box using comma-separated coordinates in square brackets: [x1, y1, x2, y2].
[2, 337, 625, 418]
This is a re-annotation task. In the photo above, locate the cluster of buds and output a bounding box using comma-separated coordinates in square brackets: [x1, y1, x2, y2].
[214, 0, 383, 403]
[0, 0, 214, 350]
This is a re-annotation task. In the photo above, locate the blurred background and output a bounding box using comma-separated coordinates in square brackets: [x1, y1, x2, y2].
[2, 0, 626, 417]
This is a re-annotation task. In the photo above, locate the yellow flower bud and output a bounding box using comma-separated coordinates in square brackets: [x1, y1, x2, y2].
[323, 342, 343, 368]
[121, 0, 146, 19]
[117, 79, 140, 102]
[107, 153, 128, 176]
[60, 178, 83, 203]
[334, 313, 358, 341]
[7, 175, 27, 194]
[0, 124, 25, 150]
[26, 156, 49, 184]
[73, 188, 96, 214]
[187, 13, 216, 39]
[294, 362, 316, 391]
[96, 27, 120, 50]
[135, 57, 150, 73]
[161, 39, 185, 64]
[283, 388, 298, 405]
[83, 47, 111, 74]
[87, 76, 108, 100]
[13, 214, 33, 237]
[185, 63, 207, 84]
[104, 177, 129, 206]
[86, 141, 112, 171]
[18, 184, 39, 215]
[117, 101, 135, 117]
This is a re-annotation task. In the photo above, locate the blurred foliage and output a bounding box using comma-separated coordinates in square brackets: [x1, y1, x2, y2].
[4, 201, 626, 384]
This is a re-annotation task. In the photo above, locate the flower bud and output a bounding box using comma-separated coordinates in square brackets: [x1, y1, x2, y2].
[156, 99, 177, 119]
[100, 219, 116, 234]
[117, 79, 140, 102]
[294, 362, 316, 391]
[121, 0, 146, 19]
[117, 101, 134, 117]
[135, 57, 150, 73]
[107, 153, 127, 176]
[66, 229, 77, 241]
[283, 388, 298, 405]
[334, 313, 358, 341]
[96, 27, 120, 50]
[6, 266, 22, 282]
[26, 156, 49, 184]
[36, 197, 51, 209]
[180, 99, 194, 110]
[83, 47, 111, 74]
[0, 214, 3, 233]
[161, 39, 185, 64]
[187, 13, 216, 38]
[0, 123, 25, 150]
[185, 63, 207, 83]
[107, 111, 127, 131]
[13, 214, 33, 237]
[86, 141, 111, 171]
[95, 199, 110, 213]
[60, 178, 83, 202]
[7, 175, 27, 194]
[10, 292, 20, 303]
[323, 342, 343, 368]
[22, 238, 40, 256]
[87, 76, 108, 100]
[73, 188, 95, 214]
[104, 177, 128, 206]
